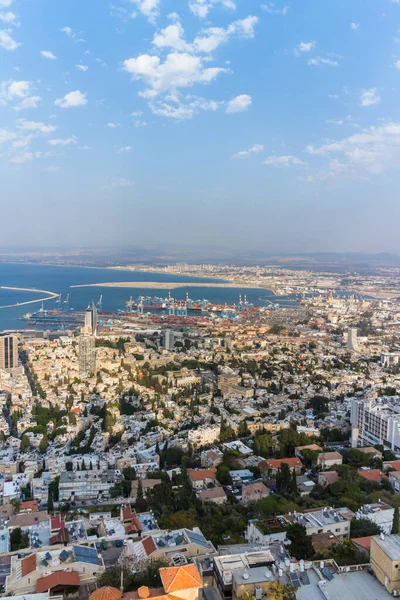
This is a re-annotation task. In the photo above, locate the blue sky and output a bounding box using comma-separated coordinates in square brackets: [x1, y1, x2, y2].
[1, 0, 400, 253]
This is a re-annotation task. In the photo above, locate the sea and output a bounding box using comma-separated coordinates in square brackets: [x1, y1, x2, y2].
[0, 262, 300, 332]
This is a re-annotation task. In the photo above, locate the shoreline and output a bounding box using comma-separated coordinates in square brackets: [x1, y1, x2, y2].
[70, 281, 269, 290]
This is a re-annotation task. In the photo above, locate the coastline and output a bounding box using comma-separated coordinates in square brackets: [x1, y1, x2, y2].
[70, 281, 269, 290]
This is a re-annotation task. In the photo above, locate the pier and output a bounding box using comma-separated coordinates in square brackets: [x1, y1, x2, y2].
[0, 287, 60, 310]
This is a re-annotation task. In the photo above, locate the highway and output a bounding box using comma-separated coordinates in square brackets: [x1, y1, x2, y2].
[0, 286, 60, 309]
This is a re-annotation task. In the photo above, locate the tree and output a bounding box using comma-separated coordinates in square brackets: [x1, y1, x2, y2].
[393, 507, 400, 535]
[286, 523, 314, 560]
[291, 468, 297, 494]
[216, 464, 232, 485]
[276, 463, 292, 495]
[20, 435, 30, 453]
[123, 466, 136, 481]
[39, 435, 48, 454]
[264, 582, 296, 600]
[350, 518, 382, 538]
[135, 479, 146, 512]
[254, 433, 273, 458]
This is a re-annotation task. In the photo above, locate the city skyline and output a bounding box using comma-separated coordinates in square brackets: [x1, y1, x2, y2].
[2, 0, 400, 252]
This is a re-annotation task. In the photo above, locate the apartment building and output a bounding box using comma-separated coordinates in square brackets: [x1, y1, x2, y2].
[59, 469, 119, 501]
[188, 425, 220, 447]
[370, 534, 400, 595]
[283, 506, 353, 539]
[351, 396, 400, 451]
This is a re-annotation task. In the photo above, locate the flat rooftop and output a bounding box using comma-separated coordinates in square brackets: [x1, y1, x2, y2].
[296, 568, 392, 600]
[372, 534, 400, 560]
[285, 507, 349, 529]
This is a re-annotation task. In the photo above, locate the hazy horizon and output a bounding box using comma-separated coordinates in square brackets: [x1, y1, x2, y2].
[2, 0, 400, 252]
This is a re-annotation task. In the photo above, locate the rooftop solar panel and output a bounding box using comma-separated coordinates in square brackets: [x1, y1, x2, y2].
[73, 546, 99, 565]
[289, 573, 301, 587]
[186, 530, 209, 548]
[59, 550, 69, 562]
[322, 567, 334, 581]
[299, 571, 310, 585]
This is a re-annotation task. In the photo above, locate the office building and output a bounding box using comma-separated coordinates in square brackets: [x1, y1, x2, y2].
[0, 334, 18, 371]
[78, 336, 96, 378]
[84, 302, 98, 336]
[351, 396, 400, 451]
[347, 327, 358, 351]
[164, 329, 174, 350]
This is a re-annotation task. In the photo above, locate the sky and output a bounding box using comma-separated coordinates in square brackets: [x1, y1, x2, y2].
[1, 0, 400, 254]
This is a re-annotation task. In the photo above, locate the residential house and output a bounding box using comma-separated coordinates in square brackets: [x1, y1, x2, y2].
[198, 487, 227, 505]
[259, 458, 303, 476]
[317, 452, 343, 470]
[241, 482, 270, 506]
[187, 468, 217, 491]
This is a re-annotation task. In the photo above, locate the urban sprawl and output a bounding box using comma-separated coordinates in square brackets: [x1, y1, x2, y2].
[2, 263, 400, 600]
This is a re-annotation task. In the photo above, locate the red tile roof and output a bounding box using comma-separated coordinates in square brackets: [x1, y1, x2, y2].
[21, 554, 36, 577]
[352, 536, 372, 551]
[187, 468, 217, 482]
[385, 461, 400, 471]
[358, 469, 387, 482]
[142, 536, 157, 556]
[20, 500, 38, 513]
[160, 565, 202, 593]
[37, 571, 80, 593]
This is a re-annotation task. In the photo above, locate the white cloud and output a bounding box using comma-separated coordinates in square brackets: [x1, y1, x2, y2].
[395, 60, 400, 69]
[350, 22, 360, 30]
[17, 119, 56, 134]
[151, 16, 258, 54]
[118, 146, 133, 153]
[226, 94, 252, 113]
[325, 119, 344, 125]
[263, 155, 304, 167]
[189, 0, 236, 19]
[123, 52, 228, 98]
[15, 95, 41, 110]
[133, 119, 147, 127]
[308, 56, 339, 67]
[150, 94, 221, 119]
[48, 135, 78, 146]
[0, 11, 17, 24]
[0, 128, 16, 144]
[10, 151, 44, 164]
[360, 87, 381, 106]
[12, 134, 33, 149]
[76, 64, 88, 71]
[55, 90, 88, 108]
[107, 122, 120, 128]
[296, 40, 315, 53]
[261, 3, 288, 15]
[233, 143, 263, 158]
[305, 122, 400, 177]
[0, 0, 13, 7]
[0, 79, 31, 105]
[110, 177, 135, 187]
[0, 29, 20, 50]
[129, 0, 161, 23]
[78, 145, 91, 150]
[41, 50, 57, 60]
[60, 26, 75, 37]
[44, 166, 60, 173]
